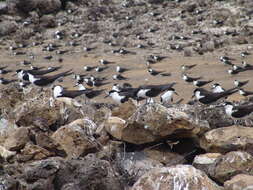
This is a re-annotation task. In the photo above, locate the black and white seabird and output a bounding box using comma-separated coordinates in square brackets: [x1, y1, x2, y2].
[0, 67, 8, 74]
[106, 90, 130, 104]
[211, 83, 225, 93]
[239, 89, 253, 97]
[234, 80, 249, 87]
[182, 74, 201, 83]
[0, 78, 12, 85]
[240, 51, 250, 58]
[99, 59, 109, 65]
[193, 87, 238, 104]
[242, 61, 253, 69]
[28, 70, 71, 86]
[83, 66, 93, 71]
[181, 64, 196, 71]
[116, 66, 128, 73]
[160, 88, 178, 104]
[53, 85, 93, 99]
[136, 82, 176, 101]
[148, 68, 163, 76]
[193, 80, 213, 87]
[223, 102, 253, 119]
[227, 68, 238, 75]
[113, 74, 127, 80]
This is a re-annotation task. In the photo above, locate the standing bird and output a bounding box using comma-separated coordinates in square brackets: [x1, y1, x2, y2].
[181, 64, 196, 71]
[136, 82, 176, 102]
[28, 70, 71, 86]
[211, 83, 225, 93]
[238, 89, 253, 97]
[223, 102, 253, 119]
[160, 88, 178, 104]
[182, 74, 201, 83]
[53, 85, 93, 99]
[193, 87, 238, 104]
[234, 80, 249, 88]
[193, 80, 213, 87]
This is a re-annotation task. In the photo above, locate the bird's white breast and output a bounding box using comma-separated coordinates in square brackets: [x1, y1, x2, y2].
[161, 91, 174, 103]
[137, 89, 150, 98]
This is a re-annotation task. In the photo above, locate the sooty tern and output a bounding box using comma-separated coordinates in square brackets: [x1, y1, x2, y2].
[223, 102, 253, 119]
[160, 88, 178, 104]
[239, 89, 253, 97]
[211, 83, 225, 93]
[242, 61, 253, 69]
[53, 85, 93, 99]
[234, 80, 249, 87]
[193, 87, 238, 104]
[182, 74, 201, 83]
[116, 66, 128, 73]
[113, 74, 127, 80]
[181, 64, 196, 71]
[28, 70, 72, 86]
[137, 82, 176, 100]
[193, 80, 213, 87]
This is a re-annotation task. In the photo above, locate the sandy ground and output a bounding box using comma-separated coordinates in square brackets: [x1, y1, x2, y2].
[1, 41, 253, 104]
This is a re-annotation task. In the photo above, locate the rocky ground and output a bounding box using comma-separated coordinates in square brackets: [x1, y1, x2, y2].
[0, 0, 253, 189]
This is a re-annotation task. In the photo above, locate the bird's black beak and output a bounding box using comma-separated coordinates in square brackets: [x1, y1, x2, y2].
[174, 91, 179, 96]
[191, 94, 195, 98]
[12, 73, 16, 77]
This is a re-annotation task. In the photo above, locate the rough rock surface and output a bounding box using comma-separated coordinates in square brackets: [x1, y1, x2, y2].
[105, 103, 209, 144]
[51, 119, 98, 158]
[7, 0, 62, 14]
[200, 126, 253, 154]
[3, 127, 30, 151]
[131, 165, 223, 190]
[193, 153, 222, 176]
[210, 151, 253, 183]
[224, 174, 253, 190]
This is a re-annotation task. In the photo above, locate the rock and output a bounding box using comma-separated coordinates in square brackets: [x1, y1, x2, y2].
[116, 151, 163, 182]
[16, 143, 55, 162]
[224, 174, 253, 190]
[210, 151, 253, 183]
[0, 118, 17, 145]
[51, 119, 98, 158]
[15, 103, 60, 131]
[0, 2, 8, 14]
[7, 0, 62, 14]
[132, 165, 223, 190]
[0, 21, 17, 36]
[193, 153, 221, 175]
[54, 154, 122, 190]
[200, 126, 253, 154]
[143, 146, 186, 166]
[0, 175, 19, 190]
[105, 103, 209, 144]
[40, 15, 56, 28]
[4, 127, 30, 151]
[35, 132, 66, 157]
[0, 145, 16, 160]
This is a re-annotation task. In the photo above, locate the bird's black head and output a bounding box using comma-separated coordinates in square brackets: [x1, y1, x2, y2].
[16, 69, 22, 73]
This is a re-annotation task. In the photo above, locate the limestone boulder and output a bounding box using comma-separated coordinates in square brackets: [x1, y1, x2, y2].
[131, 165, 223, 190]
[105, 103, 209, 144]
[193, 153, 222, 175]
[224, 174, 253, 190]
[4, 127, 30, 151]
[200, 126, 253, 154]
[210, 151, 253, 183]
[51, 119, 98, 158]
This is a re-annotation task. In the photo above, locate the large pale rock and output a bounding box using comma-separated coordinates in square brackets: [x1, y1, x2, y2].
[200, 126, 253, 154]
[193, 153, 222, 175]
[224, 174, 253, 190]
[210, 151, 253, 183]
[0, 118, 17, 145]
[0, 145, 16, 160]
[4, 127, 30, 151]
[132, 165, 223, 190]
[51, 119, 98, 158]
[105, 103, 209, 144]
